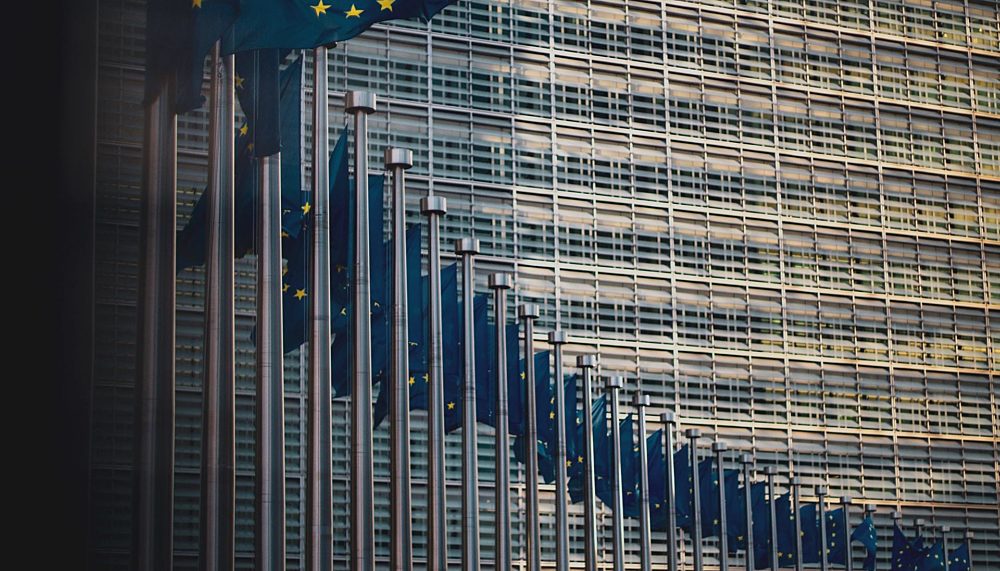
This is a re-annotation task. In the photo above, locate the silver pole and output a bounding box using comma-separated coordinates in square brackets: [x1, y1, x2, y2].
[634, 394, 652, 571]
[134, 74, 176, 571]
[915, 519, 925, 540]
[386, 148, 414, 571]
[458, 238, 481, 571]
[607, 377, 626, 571]
[687, 429, 704, 571]
[345, 91, 376, 571]
[841, 497, 853, 571]
[422, 193, 448, 570]
[579, 356, 600, 571]
[490, 273, 514, 571]
[863, 503, 876, 571]
[817, 486, 828, 571]
[942, 526, 951, 571]
[519, 304, 542, 571]
[664, 413, 680, 571]
[200, 43, 236, 571]
[549, 331, 570, 571]
[307, 46, 332, 571]
[741, 454, 755, 571]
[713, 442, 729, 571]
[791, 478, 803, 571]
[964, 530, 974, 570]
[765, 467, 778, 571]
[256, 152, 286, 571]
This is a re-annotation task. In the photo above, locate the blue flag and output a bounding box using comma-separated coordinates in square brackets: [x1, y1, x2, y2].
[472, 295, 491, 424]
[948, 542, 971, 571]
[177, 54, 303, 271]
[226, 0, 459, 53]
[646, 430, 667, 530]
[801, 504, 821, 564]
[569, 394, 609, 504]
[750, 481, 771, 569]
[673, 444, 693, 530]
[774, 492, 797, 567]
[826, 507, 848, 565]
[507, 323, 525, 436]
[917, 541, 946, 571]
[406, 263, 459, 416]
[723, 469, 746, 551]
[514, 352, 557, 482]
[851, 514, 878, 571]
[175, 0, 239, 113]
[698, 457, 720, 537]
[891, 524, 924, 571]
[618, 414, 638, 516]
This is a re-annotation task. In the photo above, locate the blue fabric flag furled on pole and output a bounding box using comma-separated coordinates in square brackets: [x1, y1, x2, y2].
[226, 0, 459, 53]
[800, 504, 822, 564]
[698, 457, 721, 537]
[514, 352, 556, 482]
[673, 444, 693, 530]
[175, 0, 239, 112]
[619, 415, 638, 516]
[646, 430, 667, 530]
[750, 481, 772, 569]
[826, 507, 848, 565]
[948, 542, 971, 571]
[917, 541, 947, 571]
[723, 469, 744, 552]
[774, 492, 797, 568]
[851, 514, 878, 571]
[569, 394, 609, 505]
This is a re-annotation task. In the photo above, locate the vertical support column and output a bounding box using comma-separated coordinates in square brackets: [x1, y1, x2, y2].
[345, 90, 376, 571]
[686, 429, 704, 571]
[634, 395, 652, 571]
[519, 303, 542, 571]
[200, 43, 235, 571]
[607, 377, 626, 571]
[578, 355, 599, 571]
[306, 45, 332, 571]
[490, 273, 514, 571]
[457, 238, 481, 571]
[549, 331, 570, 571]
[422, 193, 449, 571]
[664, 414, 680, 571]
[713, 442, 729, 571]
[741, 454, 756, 571]
[386, 147, 414, 571]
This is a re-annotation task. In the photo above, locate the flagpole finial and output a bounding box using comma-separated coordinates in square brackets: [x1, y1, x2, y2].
[518, 303, 540, 320]
[740, 452, 754, 465]
[864, 504, 876, 515]
[345, 90, 376, 114]
[941, 525, 951, 533]
[712, 441, 727, 452]
[964, 530, 974, 539]
[455, 237, 480, 255]
[685, 428, 701, 439]
[840, 495, 852, 506]
[790, 476, 800, 485]
[817, 485, 828, 496]
[384, 147, 413, 169]
[892, 510, 903, 521]
[577, 354, 597, 368]
[661, 411, 676, 424]
[764, 465, 777, 476]
[915, 518, 926, 527]
[632, 393, 649, 407]
[548, 330, 566, 344]
[607, 376, 624, 389]
[488, 272, 513, 290]
[421, 195, 447, 215]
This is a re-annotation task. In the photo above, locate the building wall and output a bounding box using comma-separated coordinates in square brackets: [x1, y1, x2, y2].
[91, 0, 999, 568]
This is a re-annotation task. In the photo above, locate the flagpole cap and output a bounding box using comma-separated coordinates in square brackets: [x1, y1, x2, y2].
[518, 303, 540, 320]
[740, 453, 754, 465]
[712, 441, 727, 452]
[577, 355, 597, 368]
[607, 376, 624, 390]
[790, 476, 801, 485]
[421, 195, 447, 215]
[817, 485, 828, 495]
[385, 148, 413, 169]
[864, 504, 876, 514]
[548, 330, 567, 344]
[661, 411, 676, 424]
[684, 428, 701, 438]
[840, 496, 852, 505]
[632, 394, 650, 407]
[764, 466, 777, 476]
[489, 272, 512, 290]
[891, 511, 903, 521]
[455, 237, 480, 255]
[915, 518, 926, 527]
[941, 525, 951, 533]
[964, 530, 974, 539]
[345, 90, 376, 114]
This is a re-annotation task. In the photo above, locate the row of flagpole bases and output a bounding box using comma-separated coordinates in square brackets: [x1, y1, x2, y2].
[136, 57, 980, 571]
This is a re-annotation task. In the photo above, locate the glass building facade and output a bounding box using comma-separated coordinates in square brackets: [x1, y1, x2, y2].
[91, 0, 999, 568]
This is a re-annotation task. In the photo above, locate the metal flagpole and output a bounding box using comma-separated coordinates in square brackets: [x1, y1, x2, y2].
[387, 148, 414, 571]
[345, 91, 376, 571]
[687, 429, 704, 571]
[713, 442, 729, 571]
[964, 530, 974, 570]
[490, 273, 514, 571]
[791, 478, 803, 571]
[915, 519, 925, 540]
[841, 497, 853, 571]
[200, 43, 236, 571]
[134, 71, 176, 571]
[817, 486, 829, 571]
[256, 148, 286, 571]
[664, 413, 680, 571]
[741, 454, 756, 571]
[607, 377, 626, 571]
[306, 46, 332, 571]
[765, 467, 778, 571]
[549, 330, 570, 571]
[422, 193, 448, 570]
[578, 355, 600, 571]
[941, 526, 950, 571]
[520, 304, 542, 571]
[457, 238, 481, 571]
[634, 394, 652, 571]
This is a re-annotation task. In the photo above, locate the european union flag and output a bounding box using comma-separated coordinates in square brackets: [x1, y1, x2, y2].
[646, 430, 667, 530]
[774, 492, 798, 567]
[472, 318, 524, 435]
[948, 542, 970, 571]
[569, 394, 610, 505]
[561, 374, 579, 473]
[891, 524, 923, 571]
[698, 457, 721, 537]
[177, 54, 304, 271]
[917, 541, 946, 571]
[175, 0, 238, 113]
[226, 0, 459, 53]
[801, 504, 822, 564]
[406, 263, 459, 416]
[514, 352, 557, 482]
[826, 507, 848, 565]
[619, 414, 638, 516]
[750, 481, 772, 569]
[507, 323, 525, 436]
[723, 469, 745, 552]
[851, 514, 878, 571]
[673, 444, 693, 530]
[472, 295, 491, 425]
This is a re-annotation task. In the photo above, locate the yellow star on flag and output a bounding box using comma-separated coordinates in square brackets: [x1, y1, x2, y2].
[520, 372, 525, 380]
[312, 0, 330, 16]
[423, 373, 429, 383]
[294, 288, 307, 300]
[234, 74, 245, 89]
[377, 0, 394, 10]
[549, 411, 555, 419]
[345, 4, 363, 17]
[340, 307, 347, 316]
[447, 402, 455, 410]
[577, 456, 584, 463]
[192, 0, 202, 7]
[301, 202, 311, 214]
[239, 124, 248, 136]
[408, 376, 415, 385]
[282, 283, 289, 293]
[566, 460, 572, 467]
